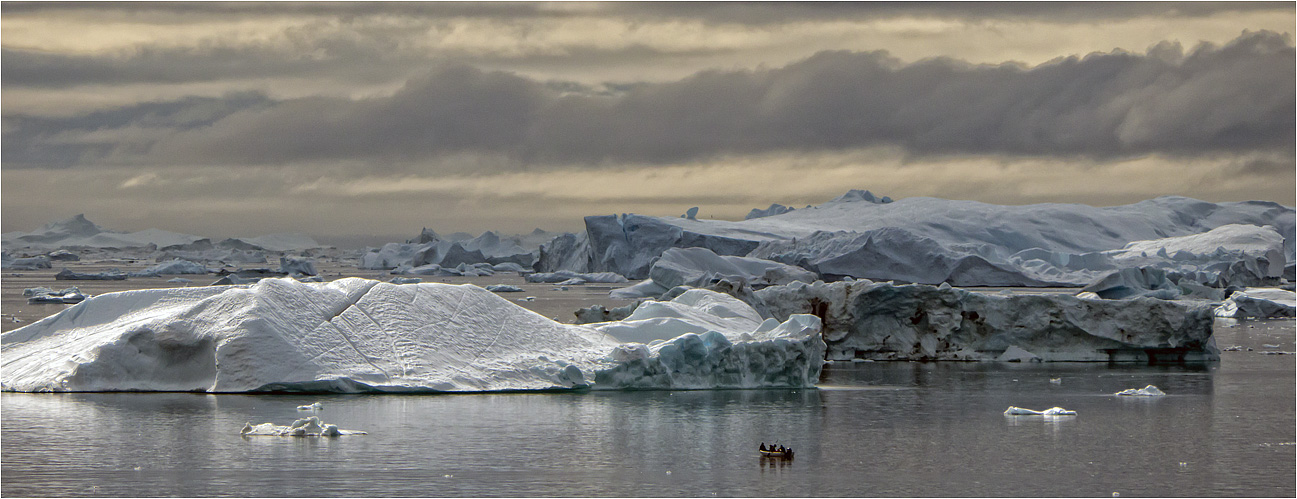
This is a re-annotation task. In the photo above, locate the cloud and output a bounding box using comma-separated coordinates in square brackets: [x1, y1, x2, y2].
[11, 31, 1288, 170]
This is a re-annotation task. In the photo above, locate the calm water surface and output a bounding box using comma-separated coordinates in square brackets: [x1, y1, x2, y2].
[3, 319, 1293, 497]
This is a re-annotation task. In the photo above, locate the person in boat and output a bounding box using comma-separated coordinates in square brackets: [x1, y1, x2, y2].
[760, 443, 767, 451]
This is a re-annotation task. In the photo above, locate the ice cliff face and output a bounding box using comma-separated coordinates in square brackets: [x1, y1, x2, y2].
[539, 193, 1294, 286]
[1, 278, 823, 393]
[754, 280, 1218, 362]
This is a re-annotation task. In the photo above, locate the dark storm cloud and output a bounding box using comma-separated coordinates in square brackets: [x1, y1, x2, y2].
[5, 1, 1284, 24]
[3, 93, 272, 167]
[8, 31, 1293, 169]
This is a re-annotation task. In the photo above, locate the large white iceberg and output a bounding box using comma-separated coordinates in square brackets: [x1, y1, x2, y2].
[754, 279, 1218, 362]
[538, 193, 1294, 287]
[1, 278, 823, 393]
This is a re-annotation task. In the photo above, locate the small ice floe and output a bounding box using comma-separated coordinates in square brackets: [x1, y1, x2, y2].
[25, 287, 89, 304]
[485, 284, 524, 293]
[1259, 351, 1294, 355]
[240, 416, 364, 437]
[167, 277, 193, 284]
[296, 402, 323, 411]
[1222, 345, 1245, 352]
[517, 296, 536, 302]
[1004, 406, 1077, 416]
[1049, 378, 1062, 385]
[1262, 344, 1282, 349]
[1115, 385, 1166, 397]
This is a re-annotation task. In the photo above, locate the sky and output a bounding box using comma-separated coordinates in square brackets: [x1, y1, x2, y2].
[2, 1, 1294, 247]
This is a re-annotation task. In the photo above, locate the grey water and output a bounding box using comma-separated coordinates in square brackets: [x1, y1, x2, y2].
[3, 320, 1293, 497]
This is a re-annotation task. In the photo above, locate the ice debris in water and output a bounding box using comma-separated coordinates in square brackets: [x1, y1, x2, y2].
[1115, 385, 1166, 397]
[296, 402, 323, 411]
[240, 416, 363, 437]
[1004, 406, 1077, 416]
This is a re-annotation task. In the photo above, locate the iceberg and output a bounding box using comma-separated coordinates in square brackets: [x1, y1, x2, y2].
[4, 255, 52, 270]
[1004, 406, 1077, 416]
[55, 268, 128, 280]
[132, 259, 211, 276]
[25, 287, 89, 304]
[641, 247, 816, 296]
[755, 279, 1218, 362]
[1115, 385, 1167, 396]
[240, 416, 364, 437]
[1, 278, 823, 393]
[539, 193, 1293, 286]
[278, 256, 317, 276]
[1213, 288, 1297, 318]
[524, 271, 628, 284]
[745, 203, 795, 220]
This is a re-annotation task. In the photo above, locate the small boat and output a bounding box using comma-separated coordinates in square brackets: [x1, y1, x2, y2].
[759, 448, 794, 459]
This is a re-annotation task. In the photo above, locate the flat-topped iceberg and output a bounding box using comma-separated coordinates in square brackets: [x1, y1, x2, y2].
[1, 277, 823, 393]
[540, 193, 1293, 286]
[755, 279, 1217, 362]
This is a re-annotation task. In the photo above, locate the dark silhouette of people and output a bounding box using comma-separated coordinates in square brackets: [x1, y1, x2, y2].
[760, 443, 767, 451]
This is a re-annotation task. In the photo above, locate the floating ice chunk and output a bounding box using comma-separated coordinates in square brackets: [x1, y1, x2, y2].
[1115, 385, 1166, 396]
[240, 416, 364, 436]
[297, 402, 323, 411]
[25, 287, 88, 304]
[167, 277, 193, 284]
[389, 277, 422, 284]
[1004, 406, 1077, 416]
[485, 284, 524, 293]
[1049, 378, 1062, 384]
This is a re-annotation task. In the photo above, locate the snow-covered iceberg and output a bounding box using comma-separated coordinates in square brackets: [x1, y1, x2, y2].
[1, 278, 823, 393]
[539, 193, 1293, 287]
[754, 279, 1217, 362]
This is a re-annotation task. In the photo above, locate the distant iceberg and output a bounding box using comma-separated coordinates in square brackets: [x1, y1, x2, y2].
[538, 193, 1293, 286]
[1, 278, 823, 393]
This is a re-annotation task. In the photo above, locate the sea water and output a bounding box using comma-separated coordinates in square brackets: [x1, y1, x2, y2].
[3, 319, 1292, 497]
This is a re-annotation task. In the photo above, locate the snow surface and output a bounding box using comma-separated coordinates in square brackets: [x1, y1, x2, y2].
[1, 278, 823, 393]
[754, 279, 1218, 362]
[544, 193, 1293, 285]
